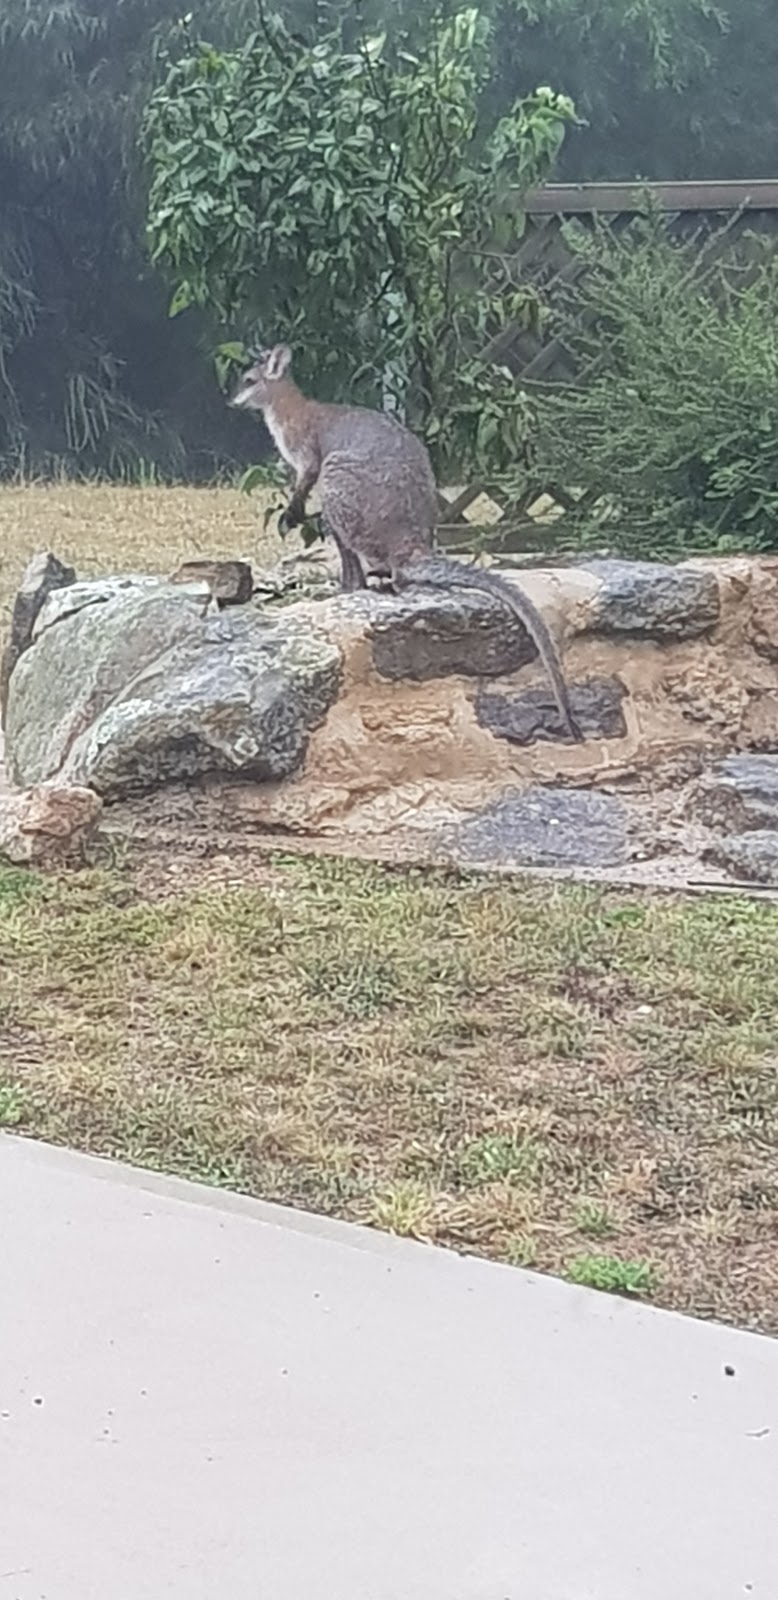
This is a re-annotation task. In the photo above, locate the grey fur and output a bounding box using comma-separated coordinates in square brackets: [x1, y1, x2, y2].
[231, 347, 582, 740]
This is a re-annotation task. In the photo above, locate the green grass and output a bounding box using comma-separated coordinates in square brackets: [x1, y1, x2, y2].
[565, 1254, 657, 1297]
[2, 851, 778, 1332]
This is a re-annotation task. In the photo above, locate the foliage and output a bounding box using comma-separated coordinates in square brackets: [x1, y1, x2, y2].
[491, 0, 778, 183]
[3, 0, 778, 482]
[565, 1254, 657, 1296]
[143, 7, 575, 483]
[527, 210, 778, 557]
[0, 0, 280, 479]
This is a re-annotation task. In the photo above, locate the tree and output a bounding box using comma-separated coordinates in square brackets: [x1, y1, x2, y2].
[0, 0, 276, 478]
[143, 6, 575, 487]
[490, 0, 778, 181]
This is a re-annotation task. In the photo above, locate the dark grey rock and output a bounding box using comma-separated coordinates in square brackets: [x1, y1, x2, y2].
[583, 559, 720, 641]
[6, 586, 341, 798]
[704, 831, 778, 885]
[1, 551, 76, 726]
[444, 787, 630, 869]
[363, 588, 537, 682]
[694, 754, 778, 832]
[477, 675, 628, 746]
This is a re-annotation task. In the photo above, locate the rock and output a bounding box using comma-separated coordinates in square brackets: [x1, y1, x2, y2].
[361, 586, 539, 682]
[443, 787, 630, 869]
[704, 831, 778, 886]
[1, 551, 76, 726]
[169, 559, 253, 606]
[5, 583, 342, 798]
[662, 660, 749, 731]
[253, 555, 341, 606]
[582, 559, 720, 641]
[745, 565, 778, 662]
[694, 754, 778, 831]
[738, 693, 778, 751]
[32, 574, 212, 639]
[476, 675, 628, 746]
[0, 784, 102, 868]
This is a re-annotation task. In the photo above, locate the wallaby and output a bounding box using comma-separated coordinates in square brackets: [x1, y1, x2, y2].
[231, 345, 582, 741]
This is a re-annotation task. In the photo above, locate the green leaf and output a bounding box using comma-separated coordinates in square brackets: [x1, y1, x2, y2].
[168, 281, 193, 317]
[240, 464, 270, 496]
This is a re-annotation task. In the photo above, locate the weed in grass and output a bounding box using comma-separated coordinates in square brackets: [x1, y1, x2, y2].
[565, 1254, 657, 1297]
[505, 1234, 538, 1268]
[0, 1083, 26, 1127]
[370, 1180, 435, 1238]
[575, 1201, 617, 1239]
[0, 867, 49, 908]
[300, 954, 404, 1018]
[455, 1132, 543, 1187]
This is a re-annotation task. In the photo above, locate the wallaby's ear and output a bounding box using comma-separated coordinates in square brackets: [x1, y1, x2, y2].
[265, 344, 292, 381]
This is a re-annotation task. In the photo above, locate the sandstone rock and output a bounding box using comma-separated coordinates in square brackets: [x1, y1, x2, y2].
[582, 559, 720, 641]
[745, 565, 778, 662]
[6, 588, 342, 798]
[0, 784, 102, 867]
[476, 675, 628, 746]
[1, 551, 76, 726]
[662, 660, 749, 731]
[444, 787, 630, 869]
[738, 693, 778, 751]
[694, 754, 778, 832]
[704, 831, 778, 886]
[169, 559, 253, 606]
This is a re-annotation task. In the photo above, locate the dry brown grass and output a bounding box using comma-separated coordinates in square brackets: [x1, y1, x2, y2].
[2, 850, 777, 1333]
[0, 482, 282, 618]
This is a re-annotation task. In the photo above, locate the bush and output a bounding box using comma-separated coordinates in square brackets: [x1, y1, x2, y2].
[527, 210, 778, 558]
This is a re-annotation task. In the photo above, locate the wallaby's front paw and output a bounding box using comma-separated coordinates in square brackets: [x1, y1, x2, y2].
[279, 502, 302, 536]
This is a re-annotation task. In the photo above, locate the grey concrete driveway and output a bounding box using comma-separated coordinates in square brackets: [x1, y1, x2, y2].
[1, 1134, 776, 1599]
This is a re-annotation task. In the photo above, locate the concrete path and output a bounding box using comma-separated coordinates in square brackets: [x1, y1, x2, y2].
[1, 1135, 776, 1599]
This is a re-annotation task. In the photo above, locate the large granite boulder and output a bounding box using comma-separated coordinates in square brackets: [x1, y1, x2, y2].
[0, 551, 76, 726]
[5, 576, 342, 798]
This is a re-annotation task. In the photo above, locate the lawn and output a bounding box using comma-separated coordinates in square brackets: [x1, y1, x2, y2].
[1, 851, 777, 1334]
[0, 480, 280, 615]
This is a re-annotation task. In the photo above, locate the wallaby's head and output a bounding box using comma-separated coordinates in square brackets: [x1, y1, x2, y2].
[230, 344, 293, 411]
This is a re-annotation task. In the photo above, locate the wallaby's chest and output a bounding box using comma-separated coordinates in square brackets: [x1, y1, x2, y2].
[265, 410, 307, 473]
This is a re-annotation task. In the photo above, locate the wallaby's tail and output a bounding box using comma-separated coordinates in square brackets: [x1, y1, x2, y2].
[399, 554, 583, 743]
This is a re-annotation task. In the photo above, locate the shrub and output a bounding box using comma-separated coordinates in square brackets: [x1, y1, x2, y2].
[527, 209, 778, 558]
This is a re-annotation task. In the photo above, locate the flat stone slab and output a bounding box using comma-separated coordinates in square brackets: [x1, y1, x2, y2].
[705, 830, 778, 885]
[3, 1136, 776, 1600]
[695, 753, 778, 832]
[446, 786, 630, 868]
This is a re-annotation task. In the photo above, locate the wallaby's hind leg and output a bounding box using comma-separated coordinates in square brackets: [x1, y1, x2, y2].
[323, 518, 367, 592]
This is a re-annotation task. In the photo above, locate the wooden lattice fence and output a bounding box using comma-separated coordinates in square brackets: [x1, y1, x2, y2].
[437, 179, 778, 558]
